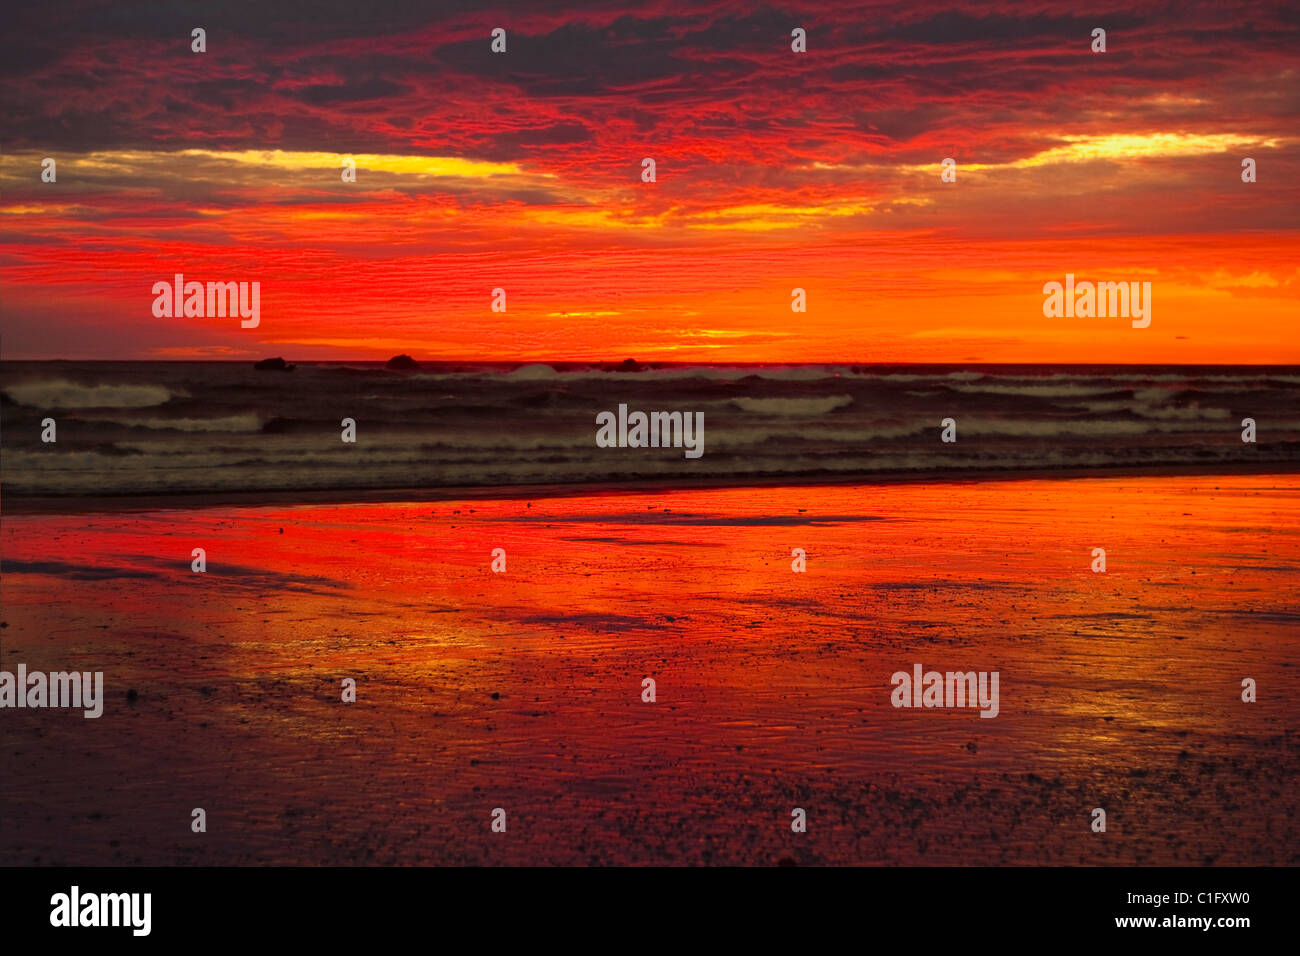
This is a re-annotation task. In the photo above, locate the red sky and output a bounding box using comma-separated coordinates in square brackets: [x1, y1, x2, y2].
[1, 1, 1296, 362]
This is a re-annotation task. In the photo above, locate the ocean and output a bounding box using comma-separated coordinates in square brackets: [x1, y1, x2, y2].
[2, 361, 1297, 499]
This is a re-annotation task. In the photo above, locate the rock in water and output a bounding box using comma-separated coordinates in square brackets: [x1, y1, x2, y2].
[253, 356, 295, 371]
[600, 357, 642, 372]
[386, 354, 419, 370]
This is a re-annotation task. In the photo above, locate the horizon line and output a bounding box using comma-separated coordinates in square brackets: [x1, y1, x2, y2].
[3, 358, 1300, 368]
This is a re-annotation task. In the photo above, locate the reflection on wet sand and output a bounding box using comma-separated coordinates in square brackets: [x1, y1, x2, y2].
[1, 475, 1296, 864]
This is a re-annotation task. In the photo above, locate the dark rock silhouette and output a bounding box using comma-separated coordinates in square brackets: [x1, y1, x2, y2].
[386, 354, 419, 370]
[253, 357, 295, 371]
[601, 358, 643, 372]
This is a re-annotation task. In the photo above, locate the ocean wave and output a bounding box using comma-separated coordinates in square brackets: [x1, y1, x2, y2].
[109, 414, 263, 433]
[1133, 405, 1232, 421]
[949, 383, 1122, 398]
[866, 371, 986, 383]
[497, 364, 857, 385]
[5, 361, 1298, 498]
[4, 380, 177, 409]
[954, 417, 1278, 437]
[502, 363, 561, 381]
[730, 395, 854, 415]
[1079, 401, 1234, 420]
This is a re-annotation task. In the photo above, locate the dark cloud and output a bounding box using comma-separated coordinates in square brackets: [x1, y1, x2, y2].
[297, 79, 410, 105]
[1, 0, 1295, 165]
[888, 11, 1136, 45]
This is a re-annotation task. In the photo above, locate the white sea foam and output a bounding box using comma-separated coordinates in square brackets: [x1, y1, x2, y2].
[110, 414, 262, 432]
[730, 395, 854, 415]
[5, 380, 176, 409]
[950, 383, 1119, 398]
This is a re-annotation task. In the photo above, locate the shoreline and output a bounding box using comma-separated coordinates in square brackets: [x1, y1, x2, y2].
[4, 461, 1296, 515]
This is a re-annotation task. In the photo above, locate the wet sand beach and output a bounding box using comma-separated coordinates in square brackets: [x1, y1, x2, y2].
[1, 474, 1297, 865]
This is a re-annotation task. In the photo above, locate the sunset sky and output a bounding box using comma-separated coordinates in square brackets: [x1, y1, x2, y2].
[1, 1, 1296, 362]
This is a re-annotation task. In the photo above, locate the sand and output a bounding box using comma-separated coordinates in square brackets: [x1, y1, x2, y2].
[1, 474, 1297, 865]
